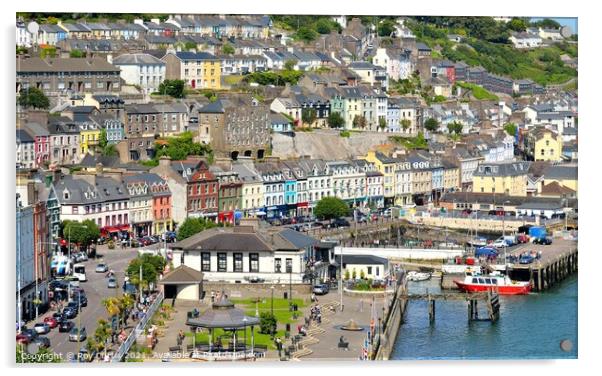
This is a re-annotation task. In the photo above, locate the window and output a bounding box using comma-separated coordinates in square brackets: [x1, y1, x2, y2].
[201, 252, 211, 272]
[275, 258, 282, 273]
[217, 253, 227, 272]
[285, 258, 292, 273]
[367, 266, 372, 275]
[376, 267, 379, 276]
[234, 253, 243, 272]
[249, 253, 259, 272]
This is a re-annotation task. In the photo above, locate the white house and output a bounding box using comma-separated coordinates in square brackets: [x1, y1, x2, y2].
[270, 97, 301, 125]
[170, 225, 319, 284]
[335, 254, 390, 280]
[112, 53, 166, 94]
[17, 20, 33, 47]
[326, 160, 367, 205]
[373, 48, 414, 81]
[509, 32, 543, 49]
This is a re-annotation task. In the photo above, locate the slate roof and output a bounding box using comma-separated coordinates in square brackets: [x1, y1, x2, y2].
[53, 175, 129, 205]
[113, 53, 165, 65]
[543, 165, 577, 180]
[174, 51, 218, 61]
[334, 254, 388, 266]
[158, 265, 203, 284]
[473, 162, 531, 177]
[16, 129, 34, 143]
[199, 100, 225, 113]
[17, 57, 119, 73]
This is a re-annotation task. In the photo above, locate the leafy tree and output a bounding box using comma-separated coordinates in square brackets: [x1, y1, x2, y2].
[379, 117, 387, 130]
[154, 131, 212, 161]
[99, 128, 108, 149]
[18, 88, 50, 110]
[184, 41, 197, 51]
[39, 46, 57, 58]
[352, 268, 357, 279]
[62, 219, 100, 247]
[315, 19, 333, 34]
[102, 144, 118, 157]
[447, 121, 464, 135]
[295, 27, 318, 42]
[352, 115, 367, 129]
[284, 59, 297, 71]
[301, 108, 317, 126]
[259, 312, 277, 335]
[378, 19, 397, 37]
[176, 217, 217, 241]
[126, 254, 167, 289]
[507, 18, 528, 32]
[504, 122, 517, 137]
[424, 118, 439, 132]
[158, 79, 185, 98]
[400, 118, 412, 131]
[16, 46, 28, 55]
[314, 197, 349, 220]
[222, 43, 235, 55]
[327, 112, 345, 129]
[531, 18, 561, 29]
[69, 49, 85, 58]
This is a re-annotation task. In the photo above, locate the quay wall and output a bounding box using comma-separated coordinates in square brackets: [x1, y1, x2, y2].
[335, 246, 463, 260]
[374, 274, 407, 360]
[415, 216, 524, 232]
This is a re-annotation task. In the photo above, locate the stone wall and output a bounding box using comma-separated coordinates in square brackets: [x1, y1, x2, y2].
[415, 216, 524, 232]
[375, 277, 407, 360]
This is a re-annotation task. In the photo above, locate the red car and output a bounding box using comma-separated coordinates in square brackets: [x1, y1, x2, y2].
[517, 234, 529, 244]
[43, 316, 58, 329]
[16, 333, 30, 344]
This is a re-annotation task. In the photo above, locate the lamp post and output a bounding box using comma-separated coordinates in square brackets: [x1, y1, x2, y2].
[270, 286, 274, 315]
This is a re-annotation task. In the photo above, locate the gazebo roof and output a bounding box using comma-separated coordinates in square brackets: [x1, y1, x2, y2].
[186, 296, 260, 329]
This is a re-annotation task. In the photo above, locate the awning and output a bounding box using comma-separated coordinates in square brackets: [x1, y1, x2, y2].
[297, 202, 309, 208]
[118, 224, 131, 231]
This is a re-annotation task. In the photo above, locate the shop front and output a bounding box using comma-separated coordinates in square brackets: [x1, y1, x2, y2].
[296, 202, 310, 217]
[132, 221, 153, 237]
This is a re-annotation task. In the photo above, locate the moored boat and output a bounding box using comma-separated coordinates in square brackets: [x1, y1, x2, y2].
[407, 271, 432, 282]
[454, 274, 531, 295]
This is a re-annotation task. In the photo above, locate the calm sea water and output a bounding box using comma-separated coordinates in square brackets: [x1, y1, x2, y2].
[391, 274, 578, 360]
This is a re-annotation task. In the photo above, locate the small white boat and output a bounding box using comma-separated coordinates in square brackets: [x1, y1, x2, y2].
[406, 271, 432, 282]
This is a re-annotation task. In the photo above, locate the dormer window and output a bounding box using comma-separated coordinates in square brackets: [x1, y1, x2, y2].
[63, 190, 70, 200]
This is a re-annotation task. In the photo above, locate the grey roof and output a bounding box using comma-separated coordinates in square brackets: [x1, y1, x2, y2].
[174, 51, 218, 61]
[186, 299, 260, 329]
[516, 201, 563, 210]
[17, 57, 119, 73]
[543, 165, 577, 180]
[22, 122, 49, 137]
[416, 42, 431, 51]
[53, 175, 129, 205]
[40, 24, 65, 33]
[473, 162, 531, 177]
[16, 129, 34, 143]
[270, 112, 292, 125]
[158, 265, 202, 285]
[231, 162, 262, 184]
[334, 254, 388, 266]
[113, 53, 165, 65]
[199, 100, 225, 114]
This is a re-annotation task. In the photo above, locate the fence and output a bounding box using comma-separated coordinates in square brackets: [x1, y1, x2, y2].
[111, 291, 164, 363]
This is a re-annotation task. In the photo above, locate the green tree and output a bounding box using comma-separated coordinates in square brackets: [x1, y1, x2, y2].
[352, 115, 367, 129]
[447, 121, 464, 135]
[344, 269, 350, 280]
[158, 79, 186, 98]
[378, 19, 397, 37]
[184, 41, 197, 51]
[154, 131, 212, 161]
[507, 18, 528, 32]
[400, 118, 412, 131]
[99, 128, 108, 149]
[222, 43, 235, 55]
[18, 88, 50, 110]
[379, 117, 387, 130]
[102, 144, 118, 157]
[176, 217, 217, 241]
[327, 112, 345, 129]
[315, 19, 332, 34]
[69, 49, 86, 58]
[352, 268, 357, 279]
[531, 18, 561, 29]
[39, 46, 57, 58]
[504, 122, 517, 137]
[295, 27, 318, 42]
[284, 59, 297, 71]
[126, 254, 167, 289]
[259, 312, 277, 335]
[314, 197, 349, 220]
[424, 118, 439, 132]
[301, 108, 317, 126]
[62, 219, 100, 247]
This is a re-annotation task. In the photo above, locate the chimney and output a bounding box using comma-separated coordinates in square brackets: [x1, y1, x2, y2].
[52, 168, 63, 183]
[215, 157, 232, 171]
[159, 155, 172, 167]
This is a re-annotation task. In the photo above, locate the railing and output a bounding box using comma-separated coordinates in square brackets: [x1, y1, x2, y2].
[111, 291, 164, 363]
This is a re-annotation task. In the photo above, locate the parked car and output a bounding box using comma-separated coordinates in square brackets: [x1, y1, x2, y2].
[33, 336, 51, 349]
[517, 234, 530, 244]
[62, 307, 78, 319]
[312, 284, 330, 295]
[49, 280, 69, 291]
[356, 215, 368, 224]
[64, 276, 80, 288]
[97, 237, 108, 245]
[165, 231, 177, 243]
[491, 238, 511, 248]
[533, 237, 553, 245]
[267, 218, 282, 226]
[16, 333, 31, 344]
[19, 328, 38, 342]
[332, 218, 350, 228]
[59, 320, 75, 333]
[519, 254, 536, 264]
[68, 327, 87, 342]
[52, 312, 66, 323]
[150, 235, 161, 244]
[107, 277, 117, 288]
[33, 323, 50, 335]
[95, 263, 109, 273]
[43, 316, 59, 329]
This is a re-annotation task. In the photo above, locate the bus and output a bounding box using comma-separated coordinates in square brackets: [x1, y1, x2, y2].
[50, 255, 72, 277]
[73, 264, 87, 282]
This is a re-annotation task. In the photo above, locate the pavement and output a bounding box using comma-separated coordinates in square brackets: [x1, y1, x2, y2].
[26, 245, 139, 360]
[505, 237, 577, 268]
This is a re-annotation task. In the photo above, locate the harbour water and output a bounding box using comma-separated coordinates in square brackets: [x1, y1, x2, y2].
[391, 274, 578, 359]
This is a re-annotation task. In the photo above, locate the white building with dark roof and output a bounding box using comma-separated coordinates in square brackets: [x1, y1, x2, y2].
[112, 53, 166, 94]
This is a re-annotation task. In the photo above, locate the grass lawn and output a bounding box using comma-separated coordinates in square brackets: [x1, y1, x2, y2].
[223, 75, 244, 86]
[185, 327, 287, 350]
[231, 297, 307, 324]
[456, 81, 499, 101]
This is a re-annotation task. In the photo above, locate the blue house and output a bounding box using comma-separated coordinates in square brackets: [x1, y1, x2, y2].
[270, 112, 293, 133]
[281, 164, 298, 217]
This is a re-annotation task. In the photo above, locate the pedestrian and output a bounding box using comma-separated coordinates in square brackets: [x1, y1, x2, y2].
[211, 291, 215, 303]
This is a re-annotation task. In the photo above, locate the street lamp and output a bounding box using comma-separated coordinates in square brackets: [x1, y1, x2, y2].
[270, 286, 274, 315]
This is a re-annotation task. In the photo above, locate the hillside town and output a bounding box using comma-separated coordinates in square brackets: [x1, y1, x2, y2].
[16, 14, 577, 363]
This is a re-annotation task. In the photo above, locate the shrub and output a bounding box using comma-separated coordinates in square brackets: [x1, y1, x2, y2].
[259, 312, 277, 335]
[339, 130, 351, 138]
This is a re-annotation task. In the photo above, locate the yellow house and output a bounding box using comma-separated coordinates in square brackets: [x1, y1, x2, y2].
[528, 127, 563, 162]
[442, 159, 460, 192]
[542, 165, 578, 197]
[79, 124, 102, 155]
[472, 161, 530, 197]
[362, 150, 397, 205]
[202, 59, 221, 90]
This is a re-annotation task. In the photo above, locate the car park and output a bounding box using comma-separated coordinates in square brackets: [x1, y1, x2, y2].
[33, 323, 50, 334]
[68, 327, 87, 342]
[95, 263, 109, 273]
[59, 321, 75, 333]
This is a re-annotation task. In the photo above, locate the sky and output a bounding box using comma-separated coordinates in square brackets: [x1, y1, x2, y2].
[530, 17, 578, 34]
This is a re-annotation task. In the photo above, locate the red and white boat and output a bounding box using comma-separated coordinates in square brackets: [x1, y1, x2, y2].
[454, 273, 531, 295]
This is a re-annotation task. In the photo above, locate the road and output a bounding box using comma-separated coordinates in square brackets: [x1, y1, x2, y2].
[36, 245, 138, 360]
